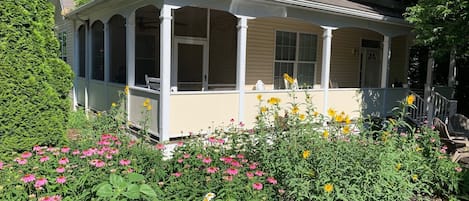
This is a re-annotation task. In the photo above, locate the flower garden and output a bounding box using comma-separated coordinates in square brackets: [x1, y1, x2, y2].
[0, 89, 468, 201]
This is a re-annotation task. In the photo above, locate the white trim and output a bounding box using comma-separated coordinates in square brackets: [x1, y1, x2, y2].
[236, 17, 248, 123]
[159, 5, 173, 142]
[72, 19, 79, 111]
[381, 35, 391, 88]
[320, 26, 337, 115]
[126, 11, 136, 122]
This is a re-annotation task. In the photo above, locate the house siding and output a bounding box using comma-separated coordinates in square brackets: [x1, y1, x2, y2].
[246, 17, 323, 90]
[54, 0, 74, 67]
[330, 28, 383, 88]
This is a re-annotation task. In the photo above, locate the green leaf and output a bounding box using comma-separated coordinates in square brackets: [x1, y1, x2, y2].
[127, 173, 145, 183]
[96, 184, 114, 198]
[140, 184, 157, 198]
[123, 184, 140, 199]
[110, 174, 127, 189]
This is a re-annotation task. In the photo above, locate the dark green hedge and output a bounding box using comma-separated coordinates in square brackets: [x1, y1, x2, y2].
[0, 0, 73, 157]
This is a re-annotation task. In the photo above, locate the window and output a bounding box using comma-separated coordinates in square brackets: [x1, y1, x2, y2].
[91, 21, 104, 81]
[78, 25, 86, 77]
[274, 31, 317, 89]
[109, 15, 127, 84]
[58, 32, 67, 62]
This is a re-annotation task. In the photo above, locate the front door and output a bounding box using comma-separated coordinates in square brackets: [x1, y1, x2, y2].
[174, 38, 208, 91]
[360, 47, 381, 88]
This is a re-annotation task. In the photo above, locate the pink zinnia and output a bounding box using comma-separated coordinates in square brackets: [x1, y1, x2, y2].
[206, 167, 219, 174]
[255, 170, 264, 176]
[72, 150, 80, 155]
[252, 182, 263, 190]
[267, 177, 278, 184]
[39, 156, 50, 163]
[56, 176, 66, 184]
[246, 172, 254, 179]
[225, 168, 238, 175]
[202, 157, 212, 164]
[21, 174, 36, 183]
[208, 137, 217, 143]
[61, 147, 70, 153]
[119, 159, 131, 166]
[21, 152, 33, 158]
[156, 143, 165, 150]
[172, 172, 182, 177]
[56, 166, 65, 173]
[15, 158, 28, 165]
[34, 177, 48, 188]
[58, 157, 69, 165]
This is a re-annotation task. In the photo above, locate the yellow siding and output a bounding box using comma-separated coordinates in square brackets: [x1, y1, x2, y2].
[389, 35, 408, 85]
[330, 28, 383, 87]
[246, 17, 323, 90]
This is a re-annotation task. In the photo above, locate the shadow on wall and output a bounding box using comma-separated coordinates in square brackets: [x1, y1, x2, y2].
[357, 88, 409, 118]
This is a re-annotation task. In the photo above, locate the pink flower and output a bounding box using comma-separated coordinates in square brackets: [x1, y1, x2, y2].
[15, 158, 28, 165]
[246, 172, 254, 179]
[82, 149, 93, 157]
[455, 167, 463, 172]
[172, 172, 182, 177]
[440, 149, 447, 154]
[239, 122, 245, 127]
[115, 141, 122, 146]
[0, 161, 3, 170]
[156, 143, 165, 150]
[177, 158, 184, 163]
[34, 177, 48, 188]
[39, 156, 50, 163]
[72, 150, 80, 155]
[89, 159, 99, 166]
[56, 166, 65, 173]
[208, 137, 217, 143]
[119, 159, 131, 166]
[177, 141, 184, 146]
[37, 150, 45, 155]
[224, 175, 233, 181]
[47, 147, 57, 152]
[58, 157, 69, 165]
[105, 154, 113, 160]
[230, 160, 241, 167]
[267, 177, 278, 184]
[430, 138, 436, 143]
[196, 154, 203, 159]
[217, 138, 225, 144]
[128, 140, 136, 147]
[109, 148, 119, 155]
[241, 159, 248, 163]
[56, 176, 66, 184]
[95, 160, 106, 168]
[183, 153, 191, 159]
[230, 118, 235, 123]
[126, 168, 134, 173]
[33, 145, 42, 152]
[255, 170, 264, 176]
[61, 147, 70, 153]
[21, 152, 33, 158]
[221, 156, 233, 164]
[237, 154, 245, 159]
[249, 163, 257, 170]
[202, 157, 212, 164]
[252, 182, 263, 190]
[207, 167, 219, 174]
[97, 140, 110, 146]
[21, 174, 36, 183]
[225, 168, 238, 175]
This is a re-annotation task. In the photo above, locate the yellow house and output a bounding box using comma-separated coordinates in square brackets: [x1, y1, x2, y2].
[54, 0, 422, 141]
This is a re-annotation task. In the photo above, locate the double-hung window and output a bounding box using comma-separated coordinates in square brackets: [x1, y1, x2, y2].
[58, 32, 67, 62]
[274, 31, 317, 89]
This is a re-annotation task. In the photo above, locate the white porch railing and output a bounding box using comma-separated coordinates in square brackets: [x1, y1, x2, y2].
[408, 89, 457, 125]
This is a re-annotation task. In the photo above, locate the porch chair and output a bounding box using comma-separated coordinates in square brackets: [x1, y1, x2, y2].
[433, 117, 469, 162]
[145, 74, 160, 90]
[448, 113, 469, 137]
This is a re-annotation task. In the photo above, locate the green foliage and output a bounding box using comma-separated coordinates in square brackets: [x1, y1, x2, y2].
[405, 0, 469, 58]
[0, 0, 73, 159]
[74, 0, 92, 7]
[94, 173, 157, 200]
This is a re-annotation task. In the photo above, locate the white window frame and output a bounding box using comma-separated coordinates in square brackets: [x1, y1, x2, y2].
[274, 30, 317, 89]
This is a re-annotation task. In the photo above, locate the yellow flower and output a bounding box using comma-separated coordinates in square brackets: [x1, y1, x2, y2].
[256, 94, 262, 101]
[291, 106, 299, 114]
[267, 97, 280, 105]
[345, 115, 351, 124]
[97, 112, 102, 117]
[416, 146, 423, 152]
[412, 174, 418, 181]
[204, 192, 216, 201]
[124, 85, 129, 95]
[111, 102, 117, 107]
[327, 108, 336, 118]
[299, 114, 306, 121]
[323, 130, 329, 138]
[395, 163, 402, 171]
[302, 150, 311, 159]
[406, 94, 415, 105]
[324, 183, 333, 193]
[143, 98, 150, 107]
[313, 111, 319, 117]
[146, 104, 152, 111]
[260, 106, 268, 113]
[283, 73, 294, 84]
[342, 125, 350, 134]
[335, 114, 343, 123]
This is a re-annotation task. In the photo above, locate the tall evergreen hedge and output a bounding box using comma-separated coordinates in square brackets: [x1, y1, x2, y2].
[0, 0, 73, 157]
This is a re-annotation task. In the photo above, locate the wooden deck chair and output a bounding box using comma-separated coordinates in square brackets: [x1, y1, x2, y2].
[449, 114, 469, 137]
[145, 74, 160, 90]
[433, 117, 469, 162]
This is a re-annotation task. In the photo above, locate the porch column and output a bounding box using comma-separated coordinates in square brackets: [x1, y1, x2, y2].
[159, 5, 173, 142]
[126, 12, 136, 122]
[72, 20, 79, 111]
[236, 16, 248, 123]
[104, 23, 110, 83]
[448, 47, 456, 94]
[320, 26, 337, 115]
[85, 21, 91, 112]
[381, 35, 391, 88]
[424, 51, 435, 124]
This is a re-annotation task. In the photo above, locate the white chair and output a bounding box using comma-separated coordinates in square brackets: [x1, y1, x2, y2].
[145, 74, 160, 90]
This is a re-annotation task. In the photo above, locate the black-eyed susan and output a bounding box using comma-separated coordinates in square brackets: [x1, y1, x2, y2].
[268, 97, 280, 105]
[256, 94, 262, 101]
[143, 98, 150, 107]
[412, 174, 418, 181]
[260, 106, 268, 113]
[111, 102, 117, 107]
[342, 125, 350, 134]
[345, 115, 351, 124]
[324, 183, 333, 193]
[395, 163, 402, 171]
[291, 106, 299, 114]
[406, 94, 415, 105]
[327, 108, 336, 118]
[323, 130, 329, 138]
[299, 114, 306, 121]
[146, 104, 152, 111]
[302, 150, 311, 159]
[124, 85, 129, 95]
[313, 111, 319, 117]
[283, 73, 294, 84]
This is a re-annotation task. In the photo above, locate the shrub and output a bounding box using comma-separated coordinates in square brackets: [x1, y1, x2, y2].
[0, 0, 73, 158]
